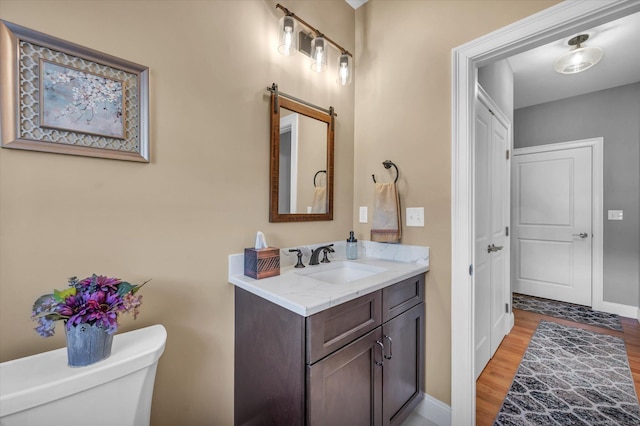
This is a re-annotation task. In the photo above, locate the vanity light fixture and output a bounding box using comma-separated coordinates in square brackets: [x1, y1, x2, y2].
[275, 3, 353, 85]
[554, 34, 603, 74]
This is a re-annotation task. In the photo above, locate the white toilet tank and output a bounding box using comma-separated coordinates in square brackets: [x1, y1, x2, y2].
[0, 324, 167, 426]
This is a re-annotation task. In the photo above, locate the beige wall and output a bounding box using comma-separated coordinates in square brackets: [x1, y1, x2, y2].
[0, 0, 562, 423]
[0, 1, 354, 425]
[353, 0, 559, 405]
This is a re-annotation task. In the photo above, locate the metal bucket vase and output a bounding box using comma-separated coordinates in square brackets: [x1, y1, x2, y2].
[65, 323, 113, 367]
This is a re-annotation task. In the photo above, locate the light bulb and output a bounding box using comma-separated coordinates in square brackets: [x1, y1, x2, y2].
[571, 51, 583, 66]
[283, 29, 292, 53]
[314, 48, 324, 69]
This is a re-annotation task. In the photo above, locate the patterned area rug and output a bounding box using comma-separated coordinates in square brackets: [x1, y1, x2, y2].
[494, 321, 640, 425]
[513, 293, 623, 332]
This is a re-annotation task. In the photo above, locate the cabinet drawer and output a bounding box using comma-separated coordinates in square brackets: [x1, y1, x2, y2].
[306, 291, 382, 365]
[382, 274, 425, 323]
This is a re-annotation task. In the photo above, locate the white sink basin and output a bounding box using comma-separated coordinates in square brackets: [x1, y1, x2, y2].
[296, 262, 387, 284]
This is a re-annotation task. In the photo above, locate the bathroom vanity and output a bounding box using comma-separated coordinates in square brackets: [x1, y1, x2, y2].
[229, 242, 429, 426]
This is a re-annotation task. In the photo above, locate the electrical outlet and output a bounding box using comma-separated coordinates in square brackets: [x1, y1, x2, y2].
[608, 210, 623, 220]
[406, 207, 424, 227]
[359, 206, 368, 223]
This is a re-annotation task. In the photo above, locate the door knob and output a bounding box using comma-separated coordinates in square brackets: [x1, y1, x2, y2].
[572, 232, 588, 239]
[487, 244, 504, 253]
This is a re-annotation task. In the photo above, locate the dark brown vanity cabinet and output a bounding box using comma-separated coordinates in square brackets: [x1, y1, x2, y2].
[234, 273, 425, 426]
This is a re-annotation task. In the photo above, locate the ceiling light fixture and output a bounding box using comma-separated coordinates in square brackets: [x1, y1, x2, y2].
[275, 3, 353, 86]
[554, 34, 603, 74]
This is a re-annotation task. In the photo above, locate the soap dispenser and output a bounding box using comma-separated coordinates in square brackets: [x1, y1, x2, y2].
[346, 231, 358, 260]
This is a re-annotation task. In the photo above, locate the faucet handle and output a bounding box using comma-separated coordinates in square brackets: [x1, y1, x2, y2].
[321, 247, 333, 263]
[288, 249, 305, 268]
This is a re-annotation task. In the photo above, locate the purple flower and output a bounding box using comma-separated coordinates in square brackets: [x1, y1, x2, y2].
[34, 316, 57, 338]
[64, 290, 122, 334]
[78, 275, 122, 293]
[85, 291, 122, 333]
[32, 295, 62, 337]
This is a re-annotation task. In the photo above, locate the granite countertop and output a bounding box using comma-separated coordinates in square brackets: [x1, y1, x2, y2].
[228, 241, 429, 317]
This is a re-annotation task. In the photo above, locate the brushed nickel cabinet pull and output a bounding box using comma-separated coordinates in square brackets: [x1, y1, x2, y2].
[384, 335, 393, 360]
[375, 340, 385, 366]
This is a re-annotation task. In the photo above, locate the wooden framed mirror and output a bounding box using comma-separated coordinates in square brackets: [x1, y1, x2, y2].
[269, 84, 334, 222]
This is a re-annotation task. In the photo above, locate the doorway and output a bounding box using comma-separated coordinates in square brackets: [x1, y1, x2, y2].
[451, 2, 640, 424]
[512, 138, 603, 307]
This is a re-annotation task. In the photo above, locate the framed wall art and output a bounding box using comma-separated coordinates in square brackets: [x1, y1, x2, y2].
[0, 20, 149, 162]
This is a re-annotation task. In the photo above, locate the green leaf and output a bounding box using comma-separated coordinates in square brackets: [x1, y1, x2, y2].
[132, 279, 152, 294]
[34, 312, 67, 321]
[117, 282, 135, 296]
[53, 287, 76, 302]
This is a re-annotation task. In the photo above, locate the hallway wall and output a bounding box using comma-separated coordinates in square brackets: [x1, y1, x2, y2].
[514, 82, 640, 309]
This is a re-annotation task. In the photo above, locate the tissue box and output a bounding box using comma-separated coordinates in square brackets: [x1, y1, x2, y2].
[244, 247, 280, 279]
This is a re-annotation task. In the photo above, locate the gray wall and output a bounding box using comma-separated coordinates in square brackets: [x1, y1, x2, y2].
[478, 59, 514, 123]
[514, 82, 640, 308]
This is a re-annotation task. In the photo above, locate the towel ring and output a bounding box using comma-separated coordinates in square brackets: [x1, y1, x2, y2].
[372, 160, 399, 183]
[314, 170, 327, 187]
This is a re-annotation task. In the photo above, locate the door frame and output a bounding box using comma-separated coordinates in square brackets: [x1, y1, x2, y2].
[280, 113, 299, 212]
[512, 138, 604, 309]
[451, 1, 640, 424]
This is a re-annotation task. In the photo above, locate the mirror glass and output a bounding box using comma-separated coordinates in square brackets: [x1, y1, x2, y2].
[270, 93, 334, 222]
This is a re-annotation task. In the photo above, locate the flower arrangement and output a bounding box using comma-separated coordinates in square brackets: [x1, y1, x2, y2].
[32, 274, 149, 338]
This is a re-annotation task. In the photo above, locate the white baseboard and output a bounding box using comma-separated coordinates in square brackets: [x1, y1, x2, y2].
[414, 393, 452, 426]
[597, 300, 639, 320]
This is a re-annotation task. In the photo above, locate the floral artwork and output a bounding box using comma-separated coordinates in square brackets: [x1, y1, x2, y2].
[40, 60, 125, 139]
[1, 20, 149, 161]
[32, 274, 148, 337]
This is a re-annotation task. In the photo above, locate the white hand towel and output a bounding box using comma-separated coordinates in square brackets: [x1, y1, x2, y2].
[371, 182, 401, 243]
[311, 186, 327, 213]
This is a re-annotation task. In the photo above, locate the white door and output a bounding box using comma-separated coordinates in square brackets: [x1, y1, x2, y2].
[474, 92, 509, 379]
[512, 146, 592, 306]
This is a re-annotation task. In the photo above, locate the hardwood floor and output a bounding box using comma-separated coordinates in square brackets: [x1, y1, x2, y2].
[476, 308, 640, 426]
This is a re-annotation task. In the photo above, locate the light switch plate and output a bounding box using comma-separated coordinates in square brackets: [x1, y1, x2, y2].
[406, 207, 424, 227]
[359, 206, 368, 223]
[608, 210, 623, 220]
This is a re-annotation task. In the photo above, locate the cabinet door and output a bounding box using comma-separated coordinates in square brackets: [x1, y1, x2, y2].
[382, 303, 425, 426]
[307, 328, 383, 426]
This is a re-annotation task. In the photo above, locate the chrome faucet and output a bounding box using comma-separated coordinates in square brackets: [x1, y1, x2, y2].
[309, 244, 334, 266]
